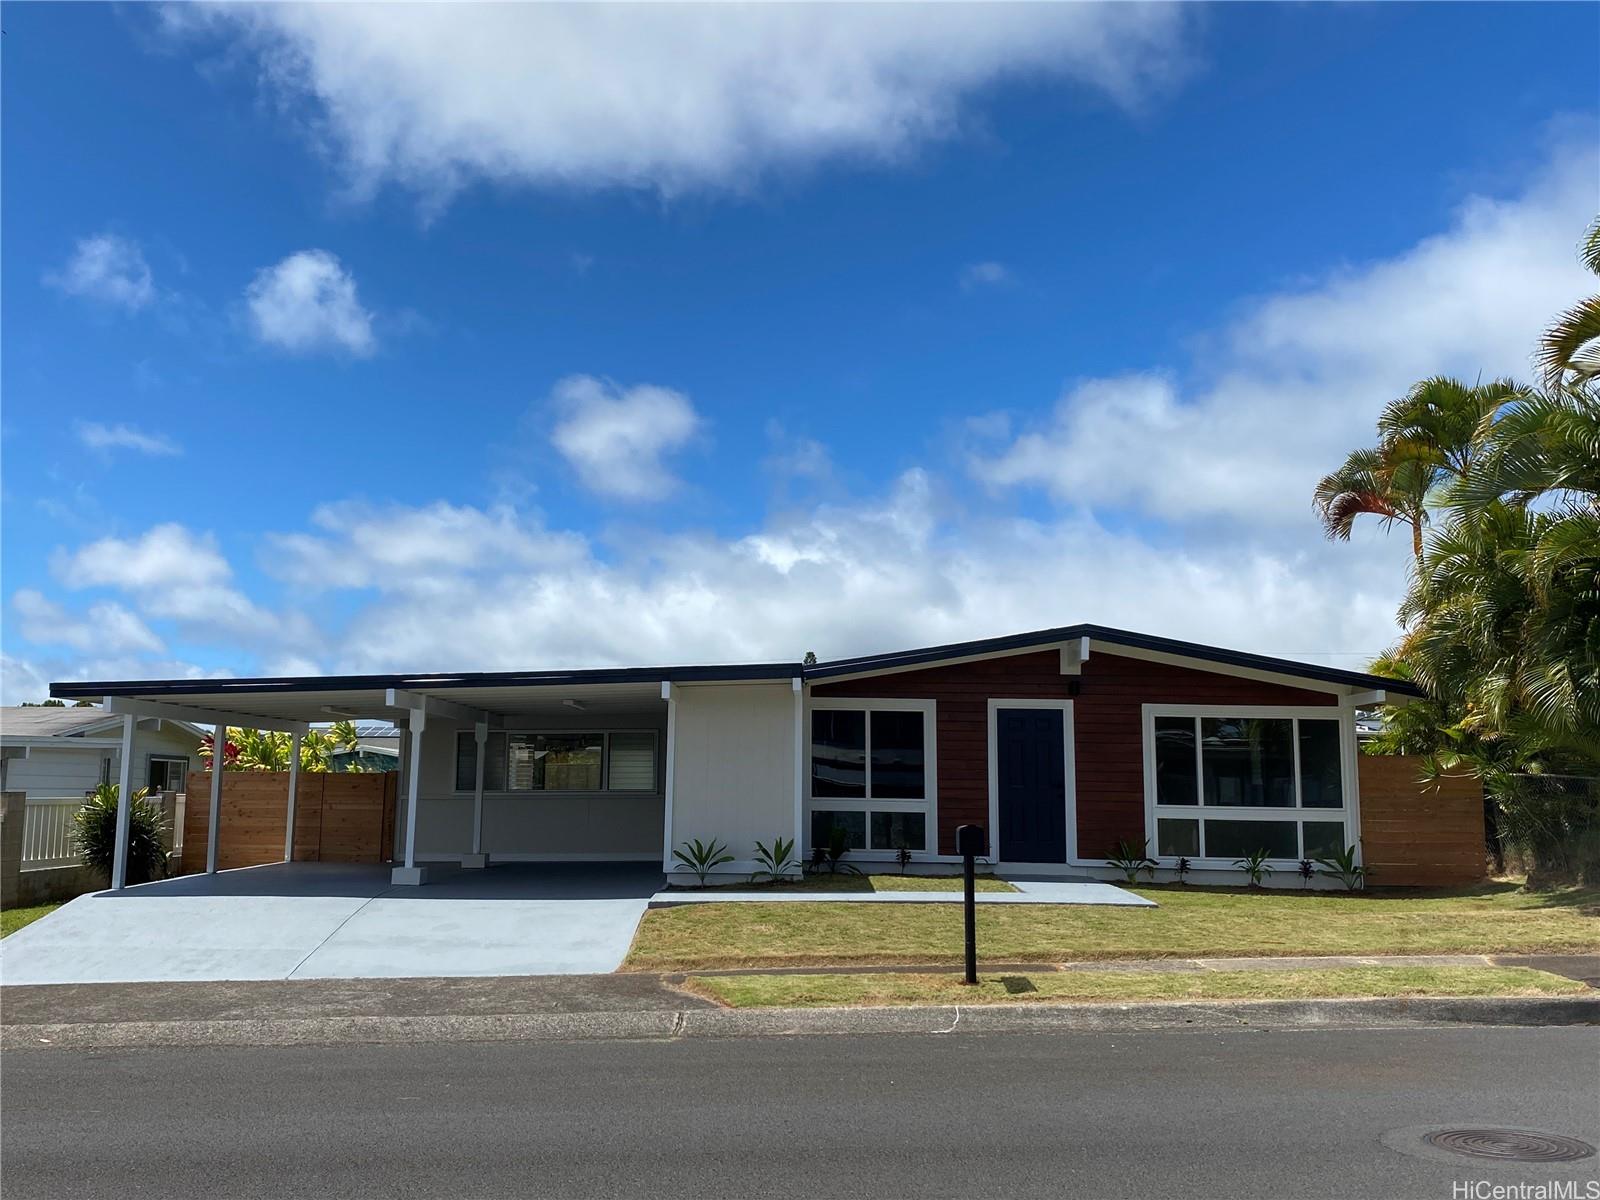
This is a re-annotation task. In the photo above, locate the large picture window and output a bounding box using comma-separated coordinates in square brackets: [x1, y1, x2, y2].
[807, 700, 934, 855]
[454, 730, 657, 794]
[1145, 708, 1350, 863]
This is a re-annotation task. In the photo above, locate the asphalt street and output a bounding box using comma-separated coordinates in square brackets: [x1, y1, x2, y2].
[4, 1025, 1597, 1199]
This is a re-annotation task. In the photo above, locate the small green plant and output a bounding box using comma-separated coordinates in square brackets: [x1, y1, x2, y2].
[808, 825, 863, 876]
[1298, 858, 1317, 888]
[750, 836, 797, 883]
[73, 783, 168, 885]
[1314, 844, 1367, 891]
[1173, 856, 1192, 885]
[673, 837, 735, 886]
[895, 843, 913, 874]
[1106, 838, 1156, 883]
[1233, 848, 1275, 887]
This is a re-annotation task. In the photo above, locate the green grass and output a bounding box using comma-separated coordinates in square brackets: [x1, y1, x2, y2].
[686, 966, 1588, 1009]
[0, 903, 63, 938]
[760, 873, 1016, 894]
[625, 882, 1600, 971]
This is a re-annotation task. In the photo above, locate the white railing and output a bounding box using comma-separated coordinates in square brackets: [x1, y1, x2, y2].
[21, 797, 86, 870]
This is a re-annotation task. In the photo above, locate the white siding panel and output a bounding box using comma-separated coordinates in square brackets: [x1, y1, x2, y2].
[5, 747, 108, 798]
[668, 682, 796, 875]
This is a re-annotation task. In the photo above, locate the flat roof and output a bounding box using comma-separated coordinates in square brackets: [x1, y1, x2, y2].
[49, 622, 1421, 714]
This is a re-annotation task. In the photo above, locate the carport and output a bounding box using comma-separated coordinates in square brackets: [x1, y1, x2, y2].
[49, 668, 733, 889]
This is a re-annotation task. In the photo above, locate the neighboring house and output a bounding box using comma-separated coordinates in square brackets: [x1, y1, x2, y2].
[51, 624, 1430, 889]
[0, 706, 205, 799]
[331, 721, 400, 773]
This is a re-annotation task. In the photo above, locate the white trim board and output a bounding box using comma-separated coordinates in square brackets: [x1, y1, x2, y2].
[987, 699, 1077, 866]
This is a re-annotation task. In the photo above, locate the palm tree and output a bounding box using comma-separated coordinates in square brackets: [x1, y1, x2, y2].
[1313, 376, 1522, 561]
[1536, 216, 1600, 392]
[1313, 446, 1431, 561]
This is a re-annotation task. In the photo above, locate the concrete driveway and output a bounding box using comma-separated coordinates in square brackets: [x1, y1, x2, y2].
[0, 862, 663, 985]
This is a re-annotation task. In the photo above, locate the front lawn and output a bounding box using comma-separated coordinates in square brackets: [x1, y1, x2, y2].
[685, 965, 1587, 1008]
[758, 873, 1016, 894]
[0, 902, 63, 938]
[625, 883, 1600, 971]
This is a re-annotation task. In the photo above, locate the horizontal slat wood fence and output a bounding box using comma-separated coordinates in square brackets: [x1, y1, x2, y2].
[1358, 755, 1485, 886]
[180, 771, 396, 873]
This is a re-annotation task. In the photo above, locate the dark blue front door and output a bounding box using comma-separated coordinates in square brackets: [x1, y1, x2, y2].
[996, 708, 1066, 864]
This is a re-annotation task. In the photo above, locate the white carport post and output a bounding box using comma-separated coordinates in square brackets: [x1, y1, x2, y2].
[385, 688, 500, 884]
[463, 720, 488, 869]
[792, 676, 805, 880]
[394, 707, 426, 884]
[206, 722, 226, 874]
[283, 731, 302, 862]
[102, 697, 309, 880]
[109, 713, 136, 890]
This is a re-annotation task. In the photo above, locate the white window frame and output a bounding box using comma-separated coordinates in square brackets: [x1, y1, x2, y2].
[146, 754, 190, 792]
[1141, 703, 1360, 868]
[805, 697, 937, 857]
[451, 729, 662, 797]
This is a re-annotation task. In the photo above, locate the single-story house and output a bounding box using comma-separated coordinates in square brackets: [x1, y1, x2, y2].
[49, 624, 1431, 890]
[0, 706, 205, 798]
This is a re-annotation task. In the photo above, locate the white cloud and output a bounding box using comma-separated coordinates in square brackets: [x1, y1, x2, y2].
[549, 375, 701, 501]
[970, 146, 1600, 524]
[170, 4, 1191, 205]
[1, 653, 218, 706]
[12, 589, 165, 655]
[0, 655, 53, 706]
[244, 249, 376, 356]
[265, 501, 587, 592]
[960, 261, 1014, 290]
[50, 523, 315, 647]
[44, 234, 155, 311]
[230, 476, 1408, 677]
[75, 421, 182, 458]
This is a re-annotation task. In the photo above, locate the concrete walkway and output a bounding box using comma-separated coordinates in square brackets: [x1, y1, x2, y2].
[0, 861, 664, 985]
[650, 877, 1153, 907]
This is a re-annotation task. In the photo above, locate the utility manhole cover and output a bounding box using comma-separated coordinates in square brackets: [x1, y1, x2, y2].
[1420, 1129, 1595, 1164]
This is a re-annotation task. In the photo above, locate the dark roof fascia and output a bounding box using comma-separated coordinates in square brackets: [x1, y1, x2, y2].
[50, 662, 803, 701]
[805, 623, 1424, 697]
[49, 625, 1421, 704]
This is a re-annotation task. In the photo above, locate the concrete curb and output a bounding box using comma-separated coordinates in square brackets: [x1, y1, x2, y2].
[5, 994, 1595, 1052]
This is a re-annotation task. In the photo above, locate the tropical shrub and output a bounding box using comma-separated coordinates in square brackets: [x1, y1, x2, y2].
[73, 784, 168, 885]
[198, 721, 362, 772]
[895, 843, 913, 874]
[1233, 849, 1274, 888]
[672, 837, 734, 886]
[1173, 856, 1192, 885]
[1314, 844, 1367, 891]
[1106, 838, 1156, 883]
[808, 825, 863, 876]
[1297, 859, 1317, 888]
[750, 835, 797, 883]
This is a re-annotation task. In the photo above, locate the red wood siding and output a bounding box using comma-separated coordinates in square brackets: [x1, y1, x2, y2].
[812, 650, 1337, 856]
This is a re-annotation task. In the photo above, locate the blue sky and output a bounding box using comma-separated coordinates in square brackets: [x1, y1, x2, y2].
[3, 2, 1597, 699]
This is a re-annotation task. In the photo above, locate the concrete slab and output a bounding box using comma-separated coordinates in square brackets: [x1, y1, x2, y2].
[0, 861, 664, 985]
[649, 878, 1154, 908]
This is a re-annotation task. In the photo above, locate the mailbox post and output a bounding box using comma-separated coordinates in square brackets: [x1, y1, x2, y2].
[955, 824, 986, 985]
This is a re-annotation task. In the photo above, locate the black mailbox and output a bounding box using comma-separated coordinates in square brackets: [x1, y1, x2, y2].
[955, 824, 987, 858]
